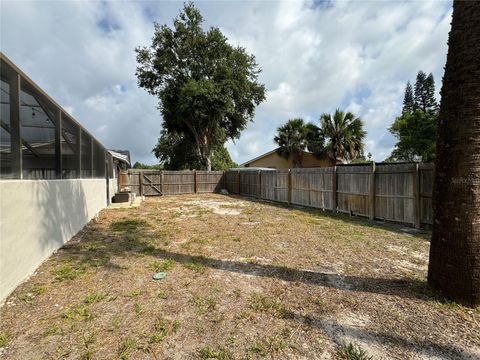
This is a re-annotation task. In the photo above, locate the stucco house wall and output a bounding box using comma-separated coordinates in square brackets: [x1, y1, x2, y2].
[0, 179, 108, 302]
[242, 149, 331, 169]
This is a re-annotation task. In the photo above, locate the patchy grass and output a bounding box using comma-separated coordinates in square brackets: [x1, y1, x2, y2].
[110, 219, 149, 232]
[62, 306, 94, 322]
[51, 263, 87, 282]
[83, 292, 108, 304]
[183, 260, 208, 273]
[337, 342, 373, 360]
[0, 332, 9, 348]
[0, 194, 478, 359]
[198, 346, 233, 359]
[147, 259, 176, 272]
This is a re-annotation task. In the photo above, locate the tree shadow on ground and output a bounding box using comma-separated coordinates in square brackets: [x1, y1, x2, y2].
[295, 312, 477, 360]
[52, 219, 473, 359]
[62, 220, 435, 303]
[224, 194, 431, 242]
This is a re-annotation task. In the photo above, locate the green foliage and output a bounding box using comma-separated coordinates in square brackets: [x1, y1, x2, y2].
[0, 332, 8, 348]
[198, 346, 233, 360]
[311, 109, 366, 164]
[118, 338, 136, 360]
[402, 81, 415, 114]
[153, 129, 236, 170]
[150, 318, 180, 343]
[136, 3, 265, 170]
[132, 161, 162, 170]
[110, 219, 148, 232]
[389, 110, 437, 162]
[147, 259, 176, 272]
[83, 292, 108, 304]
[274, 118, 309, 167]
[62, 306, 94, 322]
[414, 71, 438, 113]
[336, 342, 372, 360]
[52, 263, 87, 282]
[389, 71, 439, 162]
[210, 146, 237, 170]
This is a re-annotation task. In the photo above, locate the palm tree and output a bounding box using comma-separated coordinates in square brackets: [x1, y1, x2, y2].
[274, 118, 308, 167]
[428, 1, 480, 306]
[319, 109, 366, 165]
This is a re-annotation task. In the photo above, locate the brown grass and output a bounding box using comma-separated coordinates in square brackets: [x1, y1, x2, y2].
[1, 194, 479, 360]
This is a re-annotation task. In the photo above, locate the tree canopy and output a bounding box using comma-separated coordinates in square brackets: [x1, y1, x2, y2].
[152, 129, 237, 170]
[274, 110, 366, 166]
[314, 109, 366, 164]
[136, 2, 265, 170]
[388, 71, 439, 162]
[274, 118, 309, 167]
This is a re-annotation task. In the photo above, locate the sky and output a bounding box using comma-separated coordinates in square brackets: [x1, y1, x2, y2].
[0, 0, 452, 165]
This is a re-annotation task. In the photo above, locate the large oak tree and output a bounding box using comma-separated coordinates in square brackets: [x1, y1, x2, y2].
[136, 3, 265, 170]
[428, 0, 480, 306]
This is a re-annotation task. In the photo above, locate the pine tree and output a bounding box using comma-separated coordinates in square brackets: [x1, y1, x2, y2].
[402, 81, 415, 114]
[414, 71, 428, 111]
[414, 71, 439, 113]
[425, 73, 439, 113]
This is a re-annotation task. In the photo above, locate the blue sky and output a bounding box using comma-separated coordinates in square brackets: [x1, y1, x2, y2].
[1, 0, 452, 165]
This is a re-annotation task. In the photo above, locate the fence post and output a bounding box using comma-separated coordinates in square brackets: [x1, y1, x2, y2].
[194, 170, 197, 193]
[257, 171, 262, 199]
[288, 169, 292, 204]
[332, 166, 337, 212]
[160, 171, 164, 196]
[237, 170, 241, 195]
[369, 162, 376, 220]
[414, 164, 421, 228]
[139, 171, 143, 196]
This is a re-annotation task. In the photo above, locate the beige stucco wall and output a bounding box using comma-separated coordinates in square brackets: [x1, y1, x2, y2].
[246, 151, 330, 169]
[0, 179, 108, 302]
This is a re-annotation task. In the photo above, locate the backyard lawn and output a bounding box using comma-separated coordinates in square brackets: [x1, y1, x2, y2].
[0, 194, 479, 360]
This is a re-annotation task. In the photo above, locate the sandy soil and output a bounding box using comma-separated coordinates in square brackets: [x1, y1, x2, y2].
[0, 194, 478, 360]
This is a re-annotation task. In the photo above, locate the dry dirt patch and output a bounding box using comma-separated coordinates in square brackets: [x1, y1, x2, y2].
[1, 194, 478, 360]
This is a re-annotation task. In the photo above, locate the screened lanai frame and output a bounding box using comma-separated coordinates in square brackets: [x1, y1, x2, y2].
[0, 52, 112, 180]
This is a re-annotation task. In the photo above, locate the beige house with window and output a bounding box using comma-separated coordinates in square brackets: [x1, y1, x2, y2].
[240, 148, 331, 169]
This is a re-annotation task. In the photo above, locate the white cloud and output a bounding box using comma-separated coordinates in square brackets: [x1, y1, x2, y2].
[1, 0, 452, 164]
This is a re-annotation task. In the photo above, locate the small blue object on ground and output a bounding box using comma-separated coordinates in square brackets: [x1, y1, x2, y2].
[153, 272, 167, 280]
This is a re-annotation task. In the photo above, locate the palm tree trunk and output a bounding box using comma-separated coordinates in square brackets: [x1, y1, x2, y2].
[428, 1, 480, 307]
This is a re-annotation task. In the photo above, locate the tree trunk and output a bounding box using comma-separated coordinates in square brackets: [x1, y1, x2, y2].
[428, 1, 480, 307]
[206, 156, 212, 171]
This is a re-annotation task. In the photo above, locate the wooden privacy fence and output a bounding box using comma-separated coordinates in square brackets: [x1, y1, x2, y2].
[119, 163, 433, 228]
[119, 170, 225, 196]
[225, 163, 434, 228]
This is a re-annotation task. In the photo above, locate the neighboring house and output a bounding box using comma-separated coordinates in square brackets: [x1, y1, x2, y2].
[241, 148, 331, 169]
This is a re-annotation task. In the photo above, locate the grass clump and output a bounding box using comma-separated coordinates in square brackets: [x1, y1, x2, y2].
[249, 333, 290, 356]
[336, 342, 372, 360]
[190, 295, 217, 314]
[183, 260, 208, 273]
[118, 338, 136, 360]
[32, 285, 47, 296]
[123, 290, 142, 298]
[42, 324, 59, 337]
[249, 293, 294, 319]
[198, 346, 233, 360]
[83, 292, 108, 304]
[147, 259, 176, 272]
[150, 318, 180, 343]
[62, 306, 94, 322]
[51, 263, 87, 282]
[110, 219, 148, 232]
[0, 332, 9, 348]
[157, 291, 169, 299]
